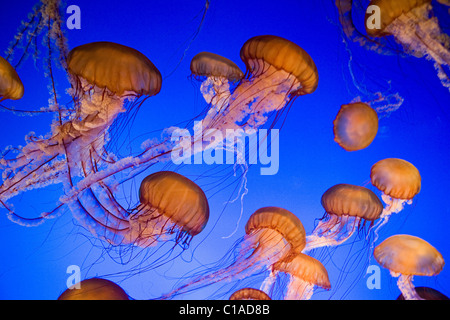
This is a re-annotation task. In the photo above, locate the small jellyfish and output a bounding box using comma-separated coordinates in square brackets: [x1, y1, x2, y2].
[0, 56, 24, 102]
[190, 51, 244, 106]
[333, 102, 379, 151]
[374, 234, 445, 300]
[57, 278, 129, 300]
[370, 158, 421, 235]
[159, 206, 305, 299]
[77, 171, 209, 249]
[229, 288, 271, 300]
[303, 183, 383, 252]
[270, 253, 331, 300]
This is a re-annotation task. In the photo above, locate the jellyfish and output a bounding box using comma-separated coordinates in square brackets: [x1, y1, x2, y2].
[229, 288, 271, 300]
[303, 183, 383, 252]
[370, 158, 421, 236]
[337, 0, 450, 91]
[0, 56, 24, 102]
[74, 171, 209, 249]
[190, 51, 244, 106]
[374, 234, 445, 300]
[269, 253, 331, 300]
[0, 41, 162, 226]
[333, 102, 379, 151]
[397, 286, 449, 300]
[158, 206, 306, 299]
[57, 278, 129, 300]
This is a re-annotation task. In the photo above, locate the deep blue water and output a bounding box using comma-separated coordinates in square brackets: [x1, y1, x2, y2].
[0, 0, 449, 300]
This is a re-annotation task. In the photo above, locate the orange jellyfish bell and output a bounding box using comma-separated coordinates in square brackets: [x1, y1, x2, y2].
[374, 234, 444, 300]
[245, 206, 306, 255]
[333, 102, 379, 151]
[57, 278, 129, 300]
[190, 52, 244, 82]
[67, 41, 162, 97]
[0, 56, 24, 101]
[126, 171, 209, 247]
[240, 35, 319, 96]
[370, 158, 421, 200]
[229, 288, 271, 300]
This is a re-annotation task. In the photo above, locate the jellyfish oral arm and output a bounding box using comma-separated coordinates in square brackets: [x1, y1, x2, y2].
[284, 275, 315, 300]
[392, 272, 423, 300]
[303, 215, 360, 252]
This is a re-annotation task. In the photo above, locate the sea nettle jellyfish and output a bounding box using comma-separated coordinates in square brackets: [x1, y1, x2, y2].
[229, 288, 271, 300]
[190, 51, 244, 108]
[0, 56, 24, 102]
[0, 41, 162, 226]
[303, 183, 383, 252]
[58, 278, 129, 300]
[370, 158, 421, 236]
[374, 234, 444, 300]
[270, 253, 331, 300]
[77, 171, 210, 249]
[333, 102, 379, 151]
[159, 206, 306, 299]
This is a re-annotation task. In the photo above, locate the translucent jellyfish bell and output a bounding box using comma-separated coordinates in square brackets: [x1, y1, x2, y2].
[229, 288, 271, 300]
[57, 278, 129, 300]
[68, 41, 162, 98]
[370, 158, 421, 235]
[159, 206, 306, 299]
[80, 171, 210, 249]
[0, 56, 24, 102]
[271, 253, 331, 300]
[374, 234, 445, 300]
[303, 183, 383, 252]
[365, 0, 450, 91]
[333, 102, 379, 151]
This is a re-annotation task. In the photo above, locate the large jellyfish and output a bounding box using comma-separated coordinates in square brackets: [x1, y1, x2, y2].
[158, 206, 306, 299]
[229, 288, 271, 300]
[337, 0, 450, 91]
[57, 278, 130, 300]
[75, 171, 210, 249]
[370, 158, 421, 236]
[303, 183, 383, 252]
[0, 41, 162, 226]
[0, 56, 24, 102]
[269, 253, 331, 300]
[333, 102, 379, 151]
[374, 234, 445, 300]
